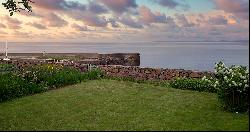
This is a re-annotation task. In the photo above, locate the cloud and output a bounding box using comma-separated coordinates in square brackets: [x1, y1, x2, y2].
[213, 0, 249, 19]
[88, 0, 109, 14]
[119, 15, 143, 29]
[154, 0, 190, 10]
[71, 23, 88, 31]
[99, 0, 138, 14]
[41, 13, 68, 27]
[107, 18, 120, 28]
[27, 22, 47, 29]
[154, 0, 178, 9]
[0, 23, 6, 28]
[82, 14, 108, 27]
[138, 6, 166, 25]
[208, 15, 228, 25]
[3, 16, 22, 29]
[175, 14, 195, 27]
[32, 0, 86, 11]
[13, 31, 32, 38]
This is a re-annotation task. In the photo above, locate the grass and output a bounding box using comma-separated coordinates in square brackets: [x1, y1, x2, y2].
[0, 79, 248, 131]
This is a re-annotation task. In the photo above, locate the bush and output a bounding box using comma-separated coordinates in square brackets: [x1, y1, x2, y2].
[16, 64, 84, 89]
[82, 68, 104, 80]
[0, 73, 47, 102]
[205, 61, 249, 113]
[0, 64, 104, 102]
[169, 77, 216, 93]
[104, 76, 171, 87]
[0, 63, 18, 73]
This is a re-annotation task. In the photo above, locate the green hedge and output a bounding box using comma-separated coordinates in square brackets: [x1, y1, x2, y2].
[169, 78, 216, 93]
[0, 73, 47, 102]
[0, 63, 18, 73]
[0, 64, 104, 102]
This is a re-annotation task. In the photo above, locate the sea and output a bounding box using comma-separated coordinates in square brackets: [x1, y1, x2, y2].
[0, 41, 249, 71]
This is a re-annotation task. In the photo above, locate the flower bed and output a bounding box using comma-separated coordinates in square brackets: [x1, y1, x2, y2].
[0, 63, 103, 102]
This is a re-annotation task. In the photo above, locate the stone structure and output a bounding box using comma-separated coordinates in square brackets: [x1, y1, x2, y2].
[0, 53, 140, 66]
[99, 65, 214, 81]
[0, 59, 214, 81]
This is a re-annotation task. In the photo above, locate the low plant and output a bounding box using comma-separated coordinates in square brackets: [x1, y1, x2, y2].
[82, 68, 104, 80]
[104, 75, 171, 87]
[0, 63, 18, 73]
[16, 64, 84, 89]
[204, 61, 249, 113]
[169, 77, 216, 93]
[0, 73, 47, 102]
[0, 64, 104, 102]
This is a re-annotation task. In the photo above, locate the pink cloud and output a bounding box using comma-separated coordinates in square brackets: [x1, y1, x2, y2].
[99, 0, 137, 14]
[41, 13, 68, 27]
[138, 6, 166, 25]
[213, 0, 249, 19]
[3, 16, 22, 29]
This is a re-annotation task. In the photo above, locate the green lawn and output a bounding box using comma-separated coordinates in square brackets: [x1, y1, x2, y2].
[0, 79, 248, 131]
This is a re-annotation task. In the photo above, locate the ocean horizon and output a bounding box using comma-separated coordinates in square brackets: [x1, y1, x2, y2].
[0, 41, 249, 71]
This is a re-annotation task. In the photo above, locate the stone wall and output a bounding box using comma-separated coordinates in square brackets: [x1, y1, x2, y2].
[0, 59, 214, 81]
[99, 65, 214, 81]
[1, 53, 140, 66]
[98, 53, 140, 66]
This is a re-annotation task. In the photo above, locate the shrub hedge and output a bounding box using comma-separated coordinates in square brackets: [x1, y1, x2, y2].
[0, 63, 104, 102]
[169, 78, 216, 93]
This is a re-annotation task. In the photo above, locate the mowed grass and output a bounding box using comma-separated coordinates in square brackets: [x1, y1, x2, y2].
[0, 79, 248, 131]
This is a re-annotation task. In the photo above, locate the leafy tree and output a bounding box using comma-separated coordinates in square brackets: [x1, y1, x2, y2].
[2, 0, 34, 16]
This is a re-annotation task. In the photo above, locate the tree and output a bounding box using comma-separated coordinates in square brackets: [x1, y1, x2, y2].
[2, 0, 34, 16]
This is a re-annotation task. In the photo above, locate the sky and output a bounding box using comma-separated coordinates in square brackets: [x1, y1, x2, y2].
[0, 0, 249, 42]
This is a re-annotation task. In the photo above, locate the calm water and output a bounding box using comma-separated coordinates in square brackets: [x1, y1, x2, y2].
[0, 42, 249, 71]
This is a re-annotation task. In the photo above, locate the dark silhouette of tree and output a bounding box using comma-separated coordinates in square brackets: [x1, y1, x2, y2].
[2, 0, 34, 16]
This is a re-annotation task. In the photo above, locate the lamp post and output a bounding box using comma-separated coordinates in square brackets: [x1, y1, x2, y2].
[3, 41, 10, 61]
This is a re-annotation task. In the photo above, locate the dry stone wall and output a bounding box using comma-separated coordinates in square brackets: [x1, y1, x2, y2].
[99, 65, 214, 81]
[1, 59, 214, 81]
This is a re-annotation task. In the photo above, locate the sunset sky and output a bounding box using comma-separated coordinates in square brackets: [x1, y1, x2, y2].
[0, 0, 249, 42]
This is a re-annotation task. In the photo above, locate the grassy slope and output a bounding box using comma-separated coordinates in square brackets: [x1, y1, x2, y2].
[0, 79, 248, 131]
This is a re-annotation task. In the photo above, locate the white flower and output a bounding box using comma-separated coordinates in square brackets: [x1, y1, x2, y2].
[239, 73, 242, 77]
[229, 69, 233, 73]
[239, 83, 242, 86]
[202, 76, 206, 81]
[229, 84, 232, 87]
[240, 76, 246, 79]
[224, 76, 228, 80]
[232, 81, 237, 86]
[245, 84, 249, 88]
[244, 80, 247, 83]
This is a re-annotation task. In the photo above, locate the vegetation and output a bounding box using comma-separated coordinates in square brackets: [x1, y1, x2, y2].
[0, 79, 248, 131]
[2, 0, 34, 16]
[204, 61, 249, 113]
[0, 63, 103, 102]
[37, 55, 85, 61]
[169, 77, 216, 93]
[0, 73, 46, 102]
[0, 63, 18, 73]
[104, 76, 170, 87]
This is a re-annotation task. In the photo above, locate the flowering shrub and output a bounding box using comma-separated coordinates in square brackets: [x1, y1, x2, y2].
[0, 73, 47, 102]
[203, 61, 249, 113]
[15, 64, 84, 89]
[0, 64, 104, 102]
